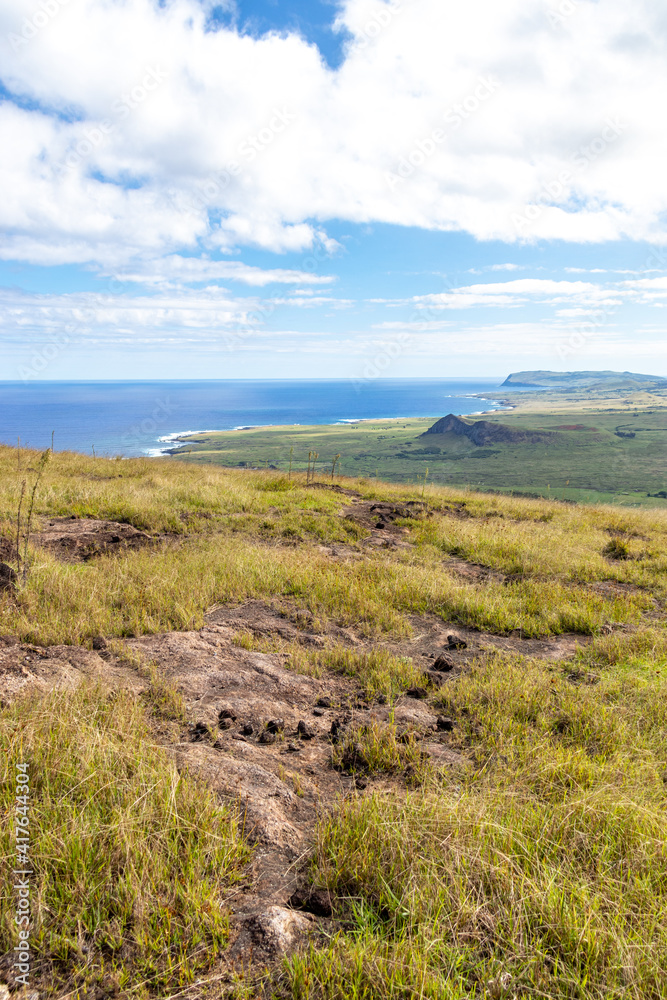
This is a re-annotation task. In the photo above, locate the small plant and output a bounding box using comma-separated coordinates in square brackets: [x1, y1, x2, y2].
[306, 450, 319, 484]
[14, 447, 50, 585]
[332, 720, 427, 779]
[232, 629, 256, 650]
[603, 537, 630, 560]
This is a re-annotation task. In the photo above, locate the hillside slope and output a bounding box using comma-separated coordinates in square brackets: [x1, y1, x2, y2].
[503, 369, 667, 389]
[2, 447, 667, 999]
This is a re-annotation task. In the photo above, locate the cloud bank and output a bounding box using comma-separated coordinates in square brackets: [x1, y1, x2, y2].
[2, 0, 667, 271]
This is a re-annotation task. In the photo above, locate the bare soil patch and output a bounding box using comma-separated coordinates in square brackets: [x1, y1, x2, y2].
[33, 516, 161, 562]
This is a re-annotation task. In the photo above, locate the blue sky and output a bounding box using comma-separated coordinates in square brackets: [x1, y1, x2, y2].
[1, 0, 667, 380]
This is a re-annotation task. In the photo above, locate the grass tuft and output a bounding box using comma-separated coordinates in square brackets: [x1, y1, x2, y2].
[0, 682, 251, 996]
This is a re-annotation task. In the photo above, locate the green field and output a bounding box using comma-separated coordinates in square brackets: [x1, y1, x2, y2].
[169, 403, 667, 507]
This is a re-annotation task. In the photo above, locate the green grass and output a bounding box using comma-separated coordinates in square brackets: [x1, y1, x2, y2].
[168, 404, 667, 506]
[0, 682, 251, 997]
[2, 446, 666, 645]
[233, 638, 434, 703]
[3, 444, 667, 998]
[281, 650, 667, 1000]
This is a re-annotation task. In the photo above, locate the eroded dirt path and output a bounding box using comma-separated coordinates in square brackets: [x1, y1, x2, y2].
[0, 598, 587, 969]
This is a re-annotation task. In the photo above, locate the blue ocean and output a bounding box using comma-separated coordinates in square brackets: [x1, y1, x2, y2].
[0, 379, 506, 457]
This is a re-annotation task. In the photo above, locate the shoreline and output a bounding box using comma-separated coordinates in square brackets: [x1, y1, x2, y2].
[151, 400, 510, 456]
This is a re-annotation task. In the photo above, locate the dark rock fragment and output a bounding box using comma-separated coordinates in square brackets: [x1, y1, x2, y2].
[190, 721, 211, 742]
[315, 696, 332, 708]
[288, 887, 333, 918]
[219, 707, 237, 722]
[406, 686, 428, 699]
[432, 654, 456, 672]
[436, 716, 454, 731]
[241, 722, 254, 736]
[297, 719, 315, 739]
[218, 718, 232, 730]
[91, 636, 106, 650]
[446, 634, 467, 649]
[258, 730, 276, 745]
[0, 563, 17, 591]
[329, 717, 346, 742]
[266, 718, 285, 734]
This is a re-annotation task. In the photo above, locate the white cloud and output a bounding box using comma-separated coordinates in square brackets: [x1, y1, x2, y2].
[105, 255, 336, 287]
[413, 278, 626, 310]
[1, 0, 667, 271]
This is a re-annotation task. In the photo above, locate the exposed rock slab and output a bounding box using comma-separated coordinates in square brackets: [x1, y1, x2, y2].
[33, 516, 156, 562]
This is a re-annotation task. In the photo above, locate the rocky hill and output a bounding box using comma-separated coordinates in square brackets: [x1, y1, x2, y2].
[422, 412, 555, 445]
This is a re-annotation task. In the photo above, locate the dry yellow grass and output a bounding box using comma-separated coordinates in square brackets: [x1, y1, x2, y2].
[2, 445, 667, 999]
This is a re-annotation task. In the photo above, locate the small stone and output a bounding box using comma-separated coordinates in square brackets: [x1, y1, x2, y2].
[258, 731, 276, 745]
[297, 720, 315, 739]
[241, 722, 254, 736]
[191, 721, 210, 742]
[288, 887, 333, 918]
[329, 718, 344, 742]
[433, 654, 456, 672]
[312, 708, 324, 717]
[406, 686, 428, 699]
[219, 707, 237, 722]
[266, 718, 285, 734]
[437, 716, 454, 731]
[316, 696, 332, 708]
[218, 717, 232, 730]
[354, 776, 368, 790]
[446, 634, 467, 649]
[286, 741, 301, 752]
[91, 636, 106, 650]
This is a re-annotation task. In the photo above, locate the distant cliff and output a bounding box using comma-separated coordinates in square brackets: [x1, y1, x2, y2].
[422, 413, 554, 446]
[502, 370, 667, 389]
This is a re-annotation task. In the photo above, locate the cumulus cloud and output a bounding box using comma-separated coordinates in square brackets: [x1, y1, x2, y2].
[1, 0, 667, 273]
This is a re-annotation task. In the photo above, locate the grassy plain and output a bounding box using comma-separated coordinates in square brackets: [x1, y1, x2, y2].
[2, 446, 667, 998]
[167, 390, 667, 506]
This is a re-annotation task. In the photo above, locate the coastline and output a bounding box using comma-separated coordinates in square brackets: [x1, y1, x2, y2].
[153, 399, 509, 456]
